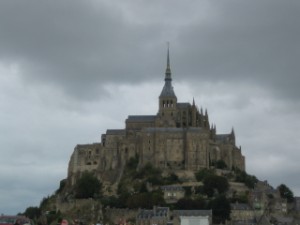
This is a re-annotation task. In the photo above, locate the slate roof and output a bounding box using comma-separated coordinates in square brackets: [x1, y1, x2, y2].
[144, 127, 203, 133]
[126, 115, 156, 122]
[161, 185, 184, 191]
[106, 129, 126, 135]
[172, 210, 212, 217]
[160, 81, 176, 98]
[216, 134, 230, 142]
[231, 203, 252, 210]
[144, 127, 183, 133]
[177, 102, 191, 109]
[137, 207, 169, 219]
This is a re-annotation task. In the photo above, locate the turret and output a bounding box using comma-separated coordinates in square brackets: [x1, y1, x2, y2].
[204, 109, 210, 129]
[191, 97, 197, 127]
[230, 127, 236, 144]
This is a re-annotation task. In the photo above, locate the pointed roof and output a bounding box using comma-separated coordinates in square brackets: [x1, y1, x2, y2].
[165, 44, 171, 81]
[160, 45, 176, 98]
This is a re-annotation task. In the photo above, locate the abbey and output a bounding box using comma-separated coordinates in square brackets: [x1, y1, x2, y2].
[67, 50, 245, 186]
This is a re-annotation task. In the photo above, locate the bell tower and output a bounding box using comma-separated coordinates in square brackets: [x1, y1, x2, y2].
[158, 46, 177, 125]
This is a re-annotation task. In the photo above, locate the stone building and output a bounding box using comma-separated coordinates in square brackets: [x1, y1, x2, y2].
[161, 185, 185, 204]
[136, 207, 170, 225]
[172, 210, 212, 225]
[67, 49, 245, 186]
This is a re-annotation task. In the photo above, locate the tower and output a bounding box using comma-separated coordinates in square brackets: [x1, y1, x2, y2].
[158, 46, 177, 125]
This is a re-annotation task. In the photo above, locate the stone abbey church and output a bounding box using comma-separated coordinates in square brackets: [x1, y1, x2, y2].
[67, 50, 245, 185]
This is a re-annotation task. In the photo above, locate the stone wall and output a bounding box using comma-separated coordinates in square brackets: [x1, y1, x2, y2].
[105, 208, 138, 224]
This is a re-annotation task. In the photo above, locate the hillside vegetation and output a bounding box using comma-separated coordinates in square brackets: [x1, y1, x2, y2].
[22, 157, 295, 225]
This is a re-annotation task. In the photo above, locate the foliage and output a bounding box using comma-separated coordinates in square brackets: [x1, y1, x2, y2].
[147, 175, 164, 185]
[211, 160, 227, 169]
[74, 171, 102, 199]
[203, 175, 229, 197]
[135, 163, 162, 179]
[45, 210, 62, 225]
[208, 195, 231, 224]
[40, 196, 52, 209]
[23, 206, 41, 219]
[101, 196, 120, 208]
[56, 179, 67, 194]
[164, 173, 181, 185]
[235, 169, 258, 189]
[194, 186, 204, 195]
[267, 193, 274, 199]
[278, 184, 294, 203]
[174, 197, 206, 210]
[126, 155, 139, 171]
[139, 182, 148, 193]
[230, 191, 249, 204]
[195, 168, 215, 181]
[126, 190, 165, 209]
[183, 186, 192, 197]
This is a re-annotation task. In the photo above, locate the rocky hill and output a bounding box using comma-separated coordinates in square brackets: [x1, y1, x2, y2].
[29, 156, 299, 225]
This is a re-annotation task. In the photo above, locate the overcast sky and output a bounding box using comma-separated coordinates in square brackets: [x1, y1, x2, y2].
[0, 0, 299, 214]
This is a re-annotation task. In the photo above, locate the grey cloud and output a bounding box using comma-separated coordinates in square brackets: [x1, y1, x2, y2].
[1, 0, 299, 101]
[0, 1, 164, 100]
[174, 0, 300, 100]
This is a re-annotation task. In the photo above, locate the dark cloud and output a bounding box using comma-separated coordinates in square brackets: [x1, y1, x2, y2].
[1, 0, 299, 101]
[0, 1, 164, 100]
[174, 0, 300, 100]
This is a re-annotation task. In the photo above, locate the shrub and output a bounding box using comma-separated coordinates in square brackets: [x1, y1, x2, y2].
[74, 172, 102, 199]
[195, 168, 215, 181]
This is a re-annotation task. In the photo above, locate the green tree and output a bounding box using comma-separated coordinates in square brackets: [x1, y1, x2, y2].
[209, 195, 231, 224]
[215, 160, 227, 169]
[175, 197, 206, 210]
[74, 172, 102, 199]
[278, 184, 294, 203]
[203, 175, 229, 197]
[126, 155, 139, 170]
[135, 163, 162, 179]
[23, 206, 41, 219]
[101, 196, 120, 208]
[195, 168, 215, 181]
[235, 170, 257, 189]
[126, 190, 165, 209]
[164, 173, 180, 184]
[55, 179, 66, 194]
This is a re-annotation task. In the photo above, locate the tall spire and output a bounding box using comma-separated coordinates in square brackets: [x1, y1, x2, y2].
[165, 42, 172, 81]
[160, 43, 176, 98]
